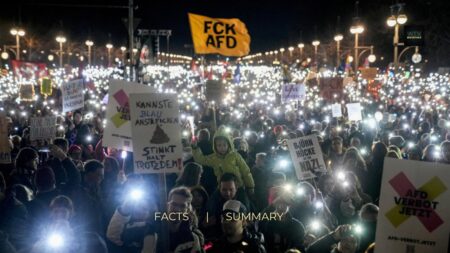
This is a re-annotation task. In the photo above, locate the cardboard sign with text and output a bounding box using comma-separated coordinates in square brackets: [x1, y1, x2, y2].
[103, 80, 156, 151]
[129, 93, 183, 174]
[331, 103, 343, 118]
[30, 116, 56, 141]
[281, 84, 306, 103]
[62, 79, 84, 113]
[375, 158, 450, 253]
[346, 103, 363, 121]
[287, 134, 327, 180]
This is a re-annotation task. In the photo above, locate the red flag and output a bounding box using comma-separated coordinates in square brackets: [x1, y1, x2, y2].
[191, 60, 198, 72]
[367, 80, 382, 101]
[11, 60, 48, 80]
[207, 65, 213, 80]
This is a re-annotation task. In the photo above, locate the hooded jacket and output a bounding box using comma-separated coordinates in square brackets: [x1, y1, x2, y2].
[192, 129, 255, 189]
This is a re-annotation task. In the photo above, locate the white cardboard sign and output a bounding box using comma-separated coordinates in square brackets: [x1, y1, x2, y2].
[62, 79, 84, 113]
[103, 80, 156, 151]
[376, 158, 450, 253]
[286, 134, 327, 180]
[129, 93, 183, 174]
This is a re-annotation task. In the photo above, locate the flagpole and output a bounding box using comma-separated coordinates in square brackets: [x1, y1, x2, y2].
[128, 0, 134, 81]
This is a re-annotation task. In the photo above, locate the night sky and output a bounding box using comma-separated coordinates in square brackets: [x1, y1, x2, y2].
[0, 0, 446, 58]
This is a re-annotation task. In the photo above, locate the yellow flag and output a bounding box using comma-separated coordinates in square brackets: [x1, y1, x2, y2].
[188, 13, 251, 57]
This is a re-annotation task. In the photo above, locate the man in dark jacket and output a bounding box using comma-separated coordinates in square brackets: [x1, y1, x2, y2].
[250, 152, 271, 211]
[203, 173, 251, 238]
[161, 186, 204, 253]
[0, 173, 28, 251]
[259, 195, 306, 253]
[197, 128, 217, 195]
[72, 160, 106, 236]
[207, 200, 265, 253]
[27, 167, 60, 224]
[46, 138, 78, 188]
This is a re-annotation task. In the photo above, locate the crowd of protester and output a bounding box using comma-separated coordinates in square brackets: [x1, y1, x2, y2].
[1, 65, 450, 253]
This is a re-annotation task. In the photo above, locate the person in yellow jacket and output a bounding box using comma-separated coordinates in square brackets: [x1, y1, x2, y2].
[192, 127, 255, 194]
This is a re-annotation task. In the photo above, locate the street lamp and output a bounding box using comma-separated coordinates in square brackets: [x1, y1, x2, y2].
[312, 40, 320, 63]
[411, 49, 422, 64]
[297, 43, 305, 59]
[120, 46, 126, 63]
[368, 54, 376, 63]
[288, 46, 294, 59]
[358, 46, 376, 66]
[279, 48, 285, 59]
[85, 40, 94, 65]
[334, 34, 343, 67]
[350, 24, 364, 71]
[1, 52, 9, 60]
[56, 36, 66, 67]
[387, 12, 407, 72]
[106, 43, 113, 66]
[10, 28, 25, 60]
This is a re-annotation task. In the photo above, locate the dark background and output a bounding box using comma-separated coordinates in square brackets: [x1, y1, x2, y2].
[0, 0, 449, 68]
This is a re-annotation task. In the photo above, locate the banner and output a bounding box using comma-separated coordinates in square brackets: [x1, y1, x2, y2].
[30, 116, 56, 141]
[129, 93, 183, 174]
[0, 113, 11, 164]
[331, 103, 342, 118]
[11, 60, 48, 81]
[103, 80, 156, 151]
[319, 77, 344, 101]
[61, 79, 84, 113]
[40, 77, 52, 96]
[19, 82, 35, 101]
[343, 76, 355, 86]
[286, 134, 327, 180]
[188, 13, 250, 57]
[375, 158, 450, 253]
[361, 67, 378, 80]
[346, 103, 362, 121]
[281, 84, 306, 103]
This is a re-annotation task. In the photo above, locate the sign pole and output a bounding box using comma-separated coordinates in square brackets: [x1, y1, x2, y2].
[128, 0, 134, 81]
[159, 172, 169, 253]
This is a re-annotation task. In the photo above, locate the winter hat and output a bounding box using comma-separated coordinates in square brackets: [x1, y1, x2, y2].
[273, 125, 284, 135]
[222, 200, 247, 214]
